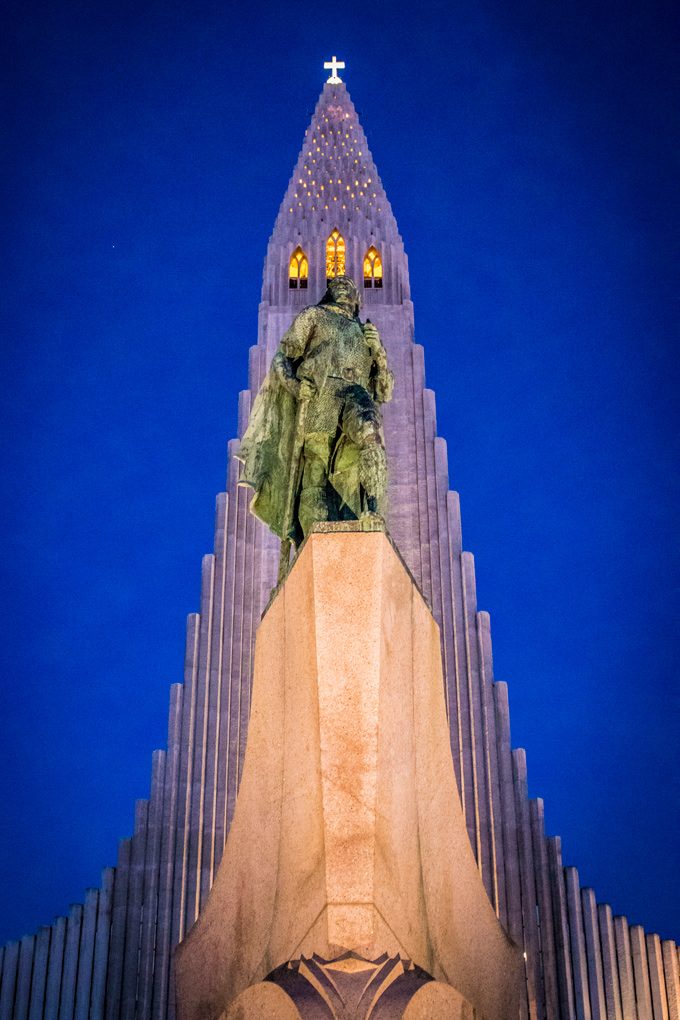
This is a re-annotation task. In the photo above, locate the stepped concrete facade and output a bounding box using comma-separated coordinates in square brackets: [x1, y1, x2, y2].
[1, 77, 678, 1020]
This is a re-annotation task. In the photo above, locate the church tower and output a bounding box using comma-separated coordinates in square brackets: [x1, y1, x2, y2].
[1, 64, 678, 1020]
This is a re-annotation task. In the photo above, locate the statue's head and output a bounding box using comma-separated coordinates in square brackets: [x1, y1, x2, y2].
[319, 275, 361, 317]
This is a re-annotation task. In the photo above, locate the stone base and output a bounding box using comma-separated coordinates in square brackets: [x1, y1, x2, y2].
[175, 532, 521, 1019]
[224, 952, 478, 1019]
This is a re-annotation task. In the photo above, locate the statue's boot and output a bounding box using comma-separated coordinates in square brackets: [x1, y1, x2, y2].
[298, 485, 329, 538]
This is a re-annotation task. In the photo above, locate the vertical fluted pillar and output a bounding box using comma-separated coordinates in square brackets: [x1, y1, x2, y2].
[120, 801, 149, 1017]
[137, 750, 167, 1016]
[58, 903, 83, 1020]
[581, 889, 606, 1020]
[151, 685, 183, 1020]
[513, 749, 544, 1020]
[647, 934, 669, 1020]
[105, 840, 132, 1020]
[630, 925, 653, 1020]
[184, 555, 216, 932]
[529, 799, 560, 1018]
[28, 927, 51, 1020]
[597, 904, 623, 1020]
[662, 941, 680, 1020]
[564, 868, 592, 1020]
[199, 494, 229, 904]
[494, 683, 524, 947]
[91, 869, 114, 1020]
[613, 917, 638, 1020]
[477, 611, 505, 919]
[170, 614, 200, 950]
[547, 837, 576, 1020]
[74, 889, 99, 1019]
[13, 936, 34, 1020]
[0, 942, 19, 1020]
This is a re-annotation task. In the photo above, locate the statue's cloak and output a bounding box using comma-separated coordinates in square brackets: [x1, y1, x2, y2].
[236, 370, 361, 544]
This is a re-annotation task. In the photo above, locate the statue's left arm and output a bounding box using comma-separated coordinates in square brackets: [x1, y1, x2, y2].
[363, 322, 394, 404]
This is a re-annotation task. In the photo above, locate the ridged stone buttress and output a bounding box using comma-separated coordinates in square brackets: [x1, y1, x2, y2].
[1, 75, 678, 1020]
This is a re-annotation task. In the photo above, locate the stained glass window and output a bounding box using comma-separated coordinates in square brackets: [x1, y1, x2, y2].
[326, 229, 346, 281]
[289, 246, 308, 289]
[363, 245, 383, 288]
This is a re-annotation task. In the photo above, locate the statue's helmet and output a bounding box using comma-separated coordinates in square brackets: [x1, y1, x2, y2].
[321, 275, 361, 315]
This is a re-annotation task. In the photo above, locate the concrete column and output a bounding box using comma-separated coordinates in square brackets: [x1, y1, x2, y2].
[90, 869, 114, 1020]
[451, 550, 476, 843]
[214, 450, 242, 861]
[137, 750, 167, 1017]
[597, 904, 623, 1020]
[433, 439, 454, 724]
[199, 493, 229, 905]
[74, 888, 99, 1019]
[564, 867, 592, 1020]
[184, 554, 216, 932]
[245, 500, 264, 735]
[445, 493, 467, 804]
[151, 684, 184, 1020]
[547, 837, 576, 1020]
[513, 749, 544, 1020]
[646, 934, 669, 1020]
[13, 935, 35, 1020]
[239, 487, 260, 787]
[236, 387, 250, 439]
[630, 925, 653, 1020]
[477, 611, 506, 921]
[409, 344, 431, 600]
[613, 917, 638, 1020]
[170, 613, 200, 949]
[421, 387, 443, 625]
[28, 927, 52, 1020]
[581, 889, 606, 1020]
[58, 903, 83, 1020]
[121, 800, 149, 1017]
[493, 683, 523, 949]
[529, 799, 560, 1019]
[0, 941, 19, 1020]
[45, 918, 68, 1020]
[662, 941, 680, 1020]
[105, 839, 132, 1020]
[223, 465, 247, 835]
[461, 552, 487, 875]
[235, 477, 256, 792]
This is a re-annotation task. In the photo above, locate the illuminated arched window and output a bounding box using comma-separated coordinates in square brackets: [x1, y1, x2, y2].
[326, 229, 345, 281]
[363, 245, 383, 288]
[289, 245, 308, 289]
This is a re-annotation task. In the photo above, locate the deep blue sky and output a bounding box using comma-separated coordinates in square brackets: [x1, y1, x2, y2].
[1, 0, 678, 946]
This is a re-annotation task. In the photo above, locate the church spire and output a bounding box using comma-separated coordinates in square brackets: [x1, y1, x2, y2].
[262, 76, 409, 307]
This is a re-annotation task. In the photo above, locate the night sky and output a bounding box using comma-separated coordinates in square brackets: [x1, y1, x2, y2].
[2, 0, 678, 946]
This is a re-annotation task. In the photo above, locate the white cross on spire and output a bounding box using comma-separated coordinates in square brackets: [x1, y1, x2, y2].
[324, 56, 345, 84]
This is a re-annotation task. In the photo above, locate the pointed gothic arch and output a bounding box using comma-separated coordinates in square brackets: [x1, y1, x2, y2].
[325, 228, 346, 281]
[363, 245, 383, 288]
[289, 245, 308, 289]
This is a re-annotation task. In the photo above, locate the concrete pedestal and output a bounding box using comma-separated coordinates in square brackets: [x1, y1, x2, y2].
[175, 530, 521, 1019]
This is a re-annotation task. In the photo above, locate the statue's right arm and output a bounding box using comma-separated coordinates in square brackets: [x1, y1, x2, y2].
[271, 307, 317, 397]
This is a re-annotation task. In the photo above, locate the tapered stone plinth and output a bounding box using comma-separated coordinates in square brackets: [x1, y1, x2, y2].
[175, 530, 521, 1020]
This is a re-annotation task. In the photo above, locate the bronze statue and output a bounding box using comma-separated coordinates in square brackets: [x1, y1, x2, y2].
[237, 276, 393, 576]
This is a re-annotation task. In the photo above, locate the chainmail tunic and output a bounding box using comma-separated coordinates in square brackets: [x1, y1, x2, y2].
[279, 304, 376, 434]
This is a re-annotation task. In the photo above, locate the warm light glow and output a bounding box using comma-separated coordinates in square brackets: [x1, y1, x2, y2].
[326, 229, 346, 279]
[289, 245, 309, 289]
[363, 245, 383, 288]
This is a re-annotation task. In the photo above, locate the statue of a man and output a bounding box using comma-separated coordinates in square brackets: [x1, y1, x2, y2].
[237, 276, 394, 551]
